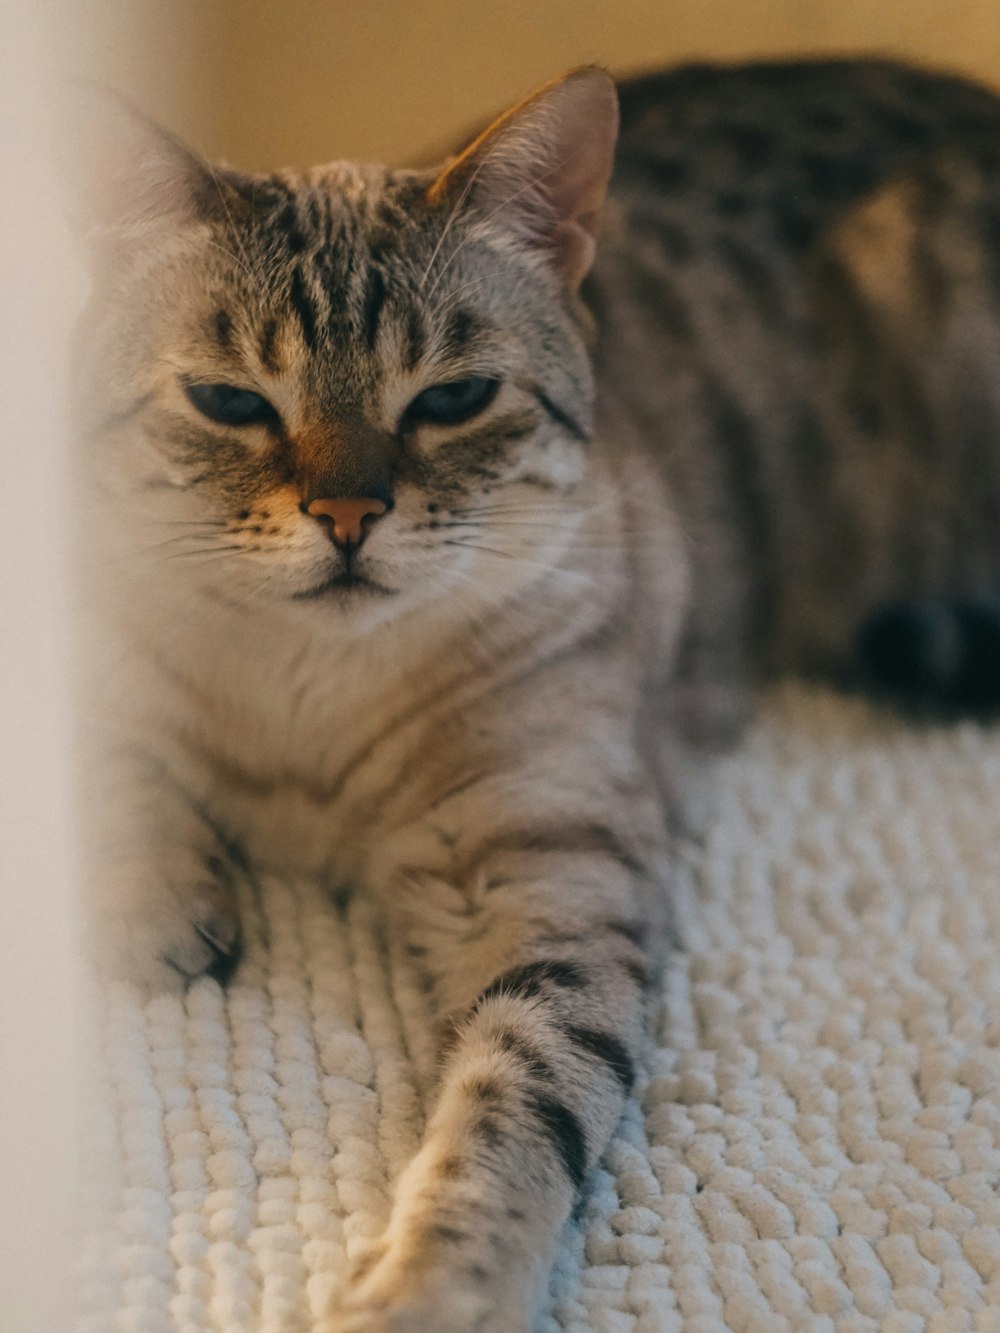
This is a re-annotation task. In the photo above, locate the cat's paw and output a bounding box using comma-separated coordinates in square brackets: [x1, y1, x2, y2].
[322, 1303, 525, 1333]
[88, 852, 242, 993]
[323, 1254, 529, 1333]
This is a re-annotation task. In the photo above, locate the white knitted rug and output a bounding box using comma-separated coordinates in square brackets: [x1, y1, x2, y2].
[81, 686, 1000, 1332]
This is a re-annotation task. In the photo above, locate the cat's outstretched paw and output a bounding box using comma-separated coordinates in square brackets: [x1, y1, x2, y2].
[323, 1257, 529, 1333]
[89, 853, 243, 993]
[322, 1305, 526, 1333]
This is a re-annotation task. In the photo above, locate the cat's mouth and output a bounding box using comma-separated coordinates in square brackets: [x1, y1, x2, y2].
[294, 568, 397, 600]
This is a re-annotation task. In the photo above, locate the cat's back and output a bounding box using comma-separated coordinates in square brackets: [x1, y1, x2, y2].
[608, 58, 1000, 248]
[591, 59, 1000, 689]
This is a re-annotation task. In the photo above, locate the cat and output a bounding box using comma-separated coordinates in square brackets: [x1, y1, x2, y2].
[73, 58, 1000, 1331]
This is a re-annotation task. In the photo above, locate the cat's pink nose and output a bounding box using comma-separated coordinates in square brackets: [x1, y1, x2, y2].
[306, 496, 388, 549]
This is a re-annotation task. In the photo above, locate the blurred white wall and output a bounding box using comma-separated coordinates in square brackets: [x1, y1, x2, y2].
[1, 4, 88, 1330]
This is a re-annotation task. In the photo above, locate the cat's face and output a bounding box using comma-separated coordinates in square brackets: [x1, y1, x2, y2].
[76, 71, 619, 623]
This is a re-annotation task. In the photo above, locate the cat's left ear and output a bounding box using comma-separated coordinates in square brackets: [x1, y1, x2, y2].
[62, 87, 216, 258]
[429, 67, 619, 290]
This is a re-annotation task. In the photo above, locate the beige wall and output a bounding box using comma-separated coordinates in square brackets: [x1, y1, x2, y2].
[71, 0, 1000, 169]
[2, 2, 84, 1328]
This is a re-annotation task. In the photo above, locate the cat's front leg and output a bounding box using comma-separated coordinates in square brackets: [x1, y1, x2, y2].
[325, 789, 669, 1332]
[83, 746, 243, 992]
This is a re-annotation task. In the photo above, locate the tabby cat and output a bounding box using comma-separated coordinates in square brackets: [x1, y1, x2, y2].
[75, 59, 1000, 1331]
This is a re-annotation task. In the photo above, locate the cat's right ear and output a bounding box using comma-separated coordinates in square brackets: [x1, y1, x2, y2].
[63, 88, 214, 258]
[428, 67, 619, 291]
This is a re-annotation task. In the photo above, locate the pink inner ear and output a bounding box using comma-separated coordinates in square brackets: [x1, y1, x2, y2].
[551, 218, 598, 290]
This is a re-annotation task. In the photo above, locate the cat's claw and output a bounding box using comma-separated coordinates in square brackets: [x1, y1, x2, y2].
[164, 882, 243, 984]
[91, 861, 243, 993]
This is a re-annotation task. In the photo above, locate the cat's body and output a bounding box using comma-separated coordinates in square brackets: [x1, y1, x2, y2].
[77, 59, 1000, 1331]
[595, 60, 1000, 727]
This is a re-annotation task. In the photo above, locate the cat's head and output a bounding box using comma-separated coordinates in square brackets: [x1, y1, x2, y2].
[73, 69, 619, 623]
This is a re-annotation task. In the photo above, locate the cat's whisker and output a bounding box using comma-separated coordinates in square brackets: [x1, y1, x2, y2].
[141, 531, 231, 552]
[151, 519, 228, 529]
[425, 158, 565, 300]
[428, 274, 489, 323]
[420, 152, 494, 291]
[441, 537, 590, 581]
[203, 238, 263, 293]
[163, 544, 250, 562]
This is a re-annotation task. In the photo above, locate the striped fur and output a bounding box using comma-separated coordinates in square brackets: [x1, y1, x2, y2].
[75, 60, 1000, 1329]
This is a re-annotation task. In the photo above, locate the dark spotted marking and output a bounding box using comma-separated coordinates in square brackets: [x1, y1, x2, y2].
[438, 1154, 464, 1180]
[258, 318, 279, 372]
[476, 958, 587, 1009]
[472, 1113, 504, 1149]
[722, 123, 777, 171]
[604, 918, 648, 949]
[474, 821, 644, 878]
[659, 218, 695, 265]
[846, 388, 884, 437]
[798, 150, 877, 204]
[525, 1090, 588, 1190]
[362, 265, 387, 349]
[451, 411, 540, 461]
[429, 1224, 464, 1244]
[620, 956, 650, 989]
[874, 106, 933, 148]
[773, 194, 814, 249]
[468, 1074, 507, 1106]
[639, 154, 693, 191]
[703, 381, 770, 576]
[628, 208, 695, 267]
[273, 197, 308, 255]
[564, 1024, 635, 1090]
[715, 190, 751, 217]
[214, 309, 232, 346]
[288, 266, 318, 349]
[715, 235, 782, 328]
[804, 106, 846, 133]
[494, 1028, 555, 1082]
[441, 307, 483, 356]
[403, 304, 426, 370]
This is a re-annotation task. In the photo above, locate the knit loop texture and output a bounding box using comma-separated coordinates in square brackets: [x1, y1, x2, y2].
[81, 686, 1000, 1331]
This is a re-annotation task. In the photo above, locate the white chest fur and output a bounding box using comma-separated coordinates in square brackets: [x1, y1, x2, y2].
[112, 578, 456, 881]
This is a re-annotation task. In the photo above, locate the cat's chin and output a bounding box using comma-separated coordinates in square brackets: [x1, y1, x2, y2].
[293, 569, 398, 601]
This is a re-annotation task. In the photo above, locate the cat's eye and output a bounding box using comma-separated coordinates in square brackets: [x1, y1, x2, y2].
[184, 382, 276, 427]
[404, 376, 500, 428]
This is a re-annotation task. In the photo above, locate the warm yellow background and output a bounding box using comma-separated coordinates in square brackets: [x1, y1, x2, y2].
[72, 0, 1000, 169]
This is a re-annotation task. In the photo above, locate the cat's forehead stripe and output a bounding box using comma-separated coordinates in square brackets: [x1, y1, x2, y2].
[258, 318, 279, 373]
[288, 266, 319, 351]
[362, 265, 387, 351]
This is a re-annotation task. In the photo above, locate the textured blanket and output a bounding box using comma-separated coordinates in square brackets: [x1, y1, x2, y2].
[81, 686, 1000, 1332]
